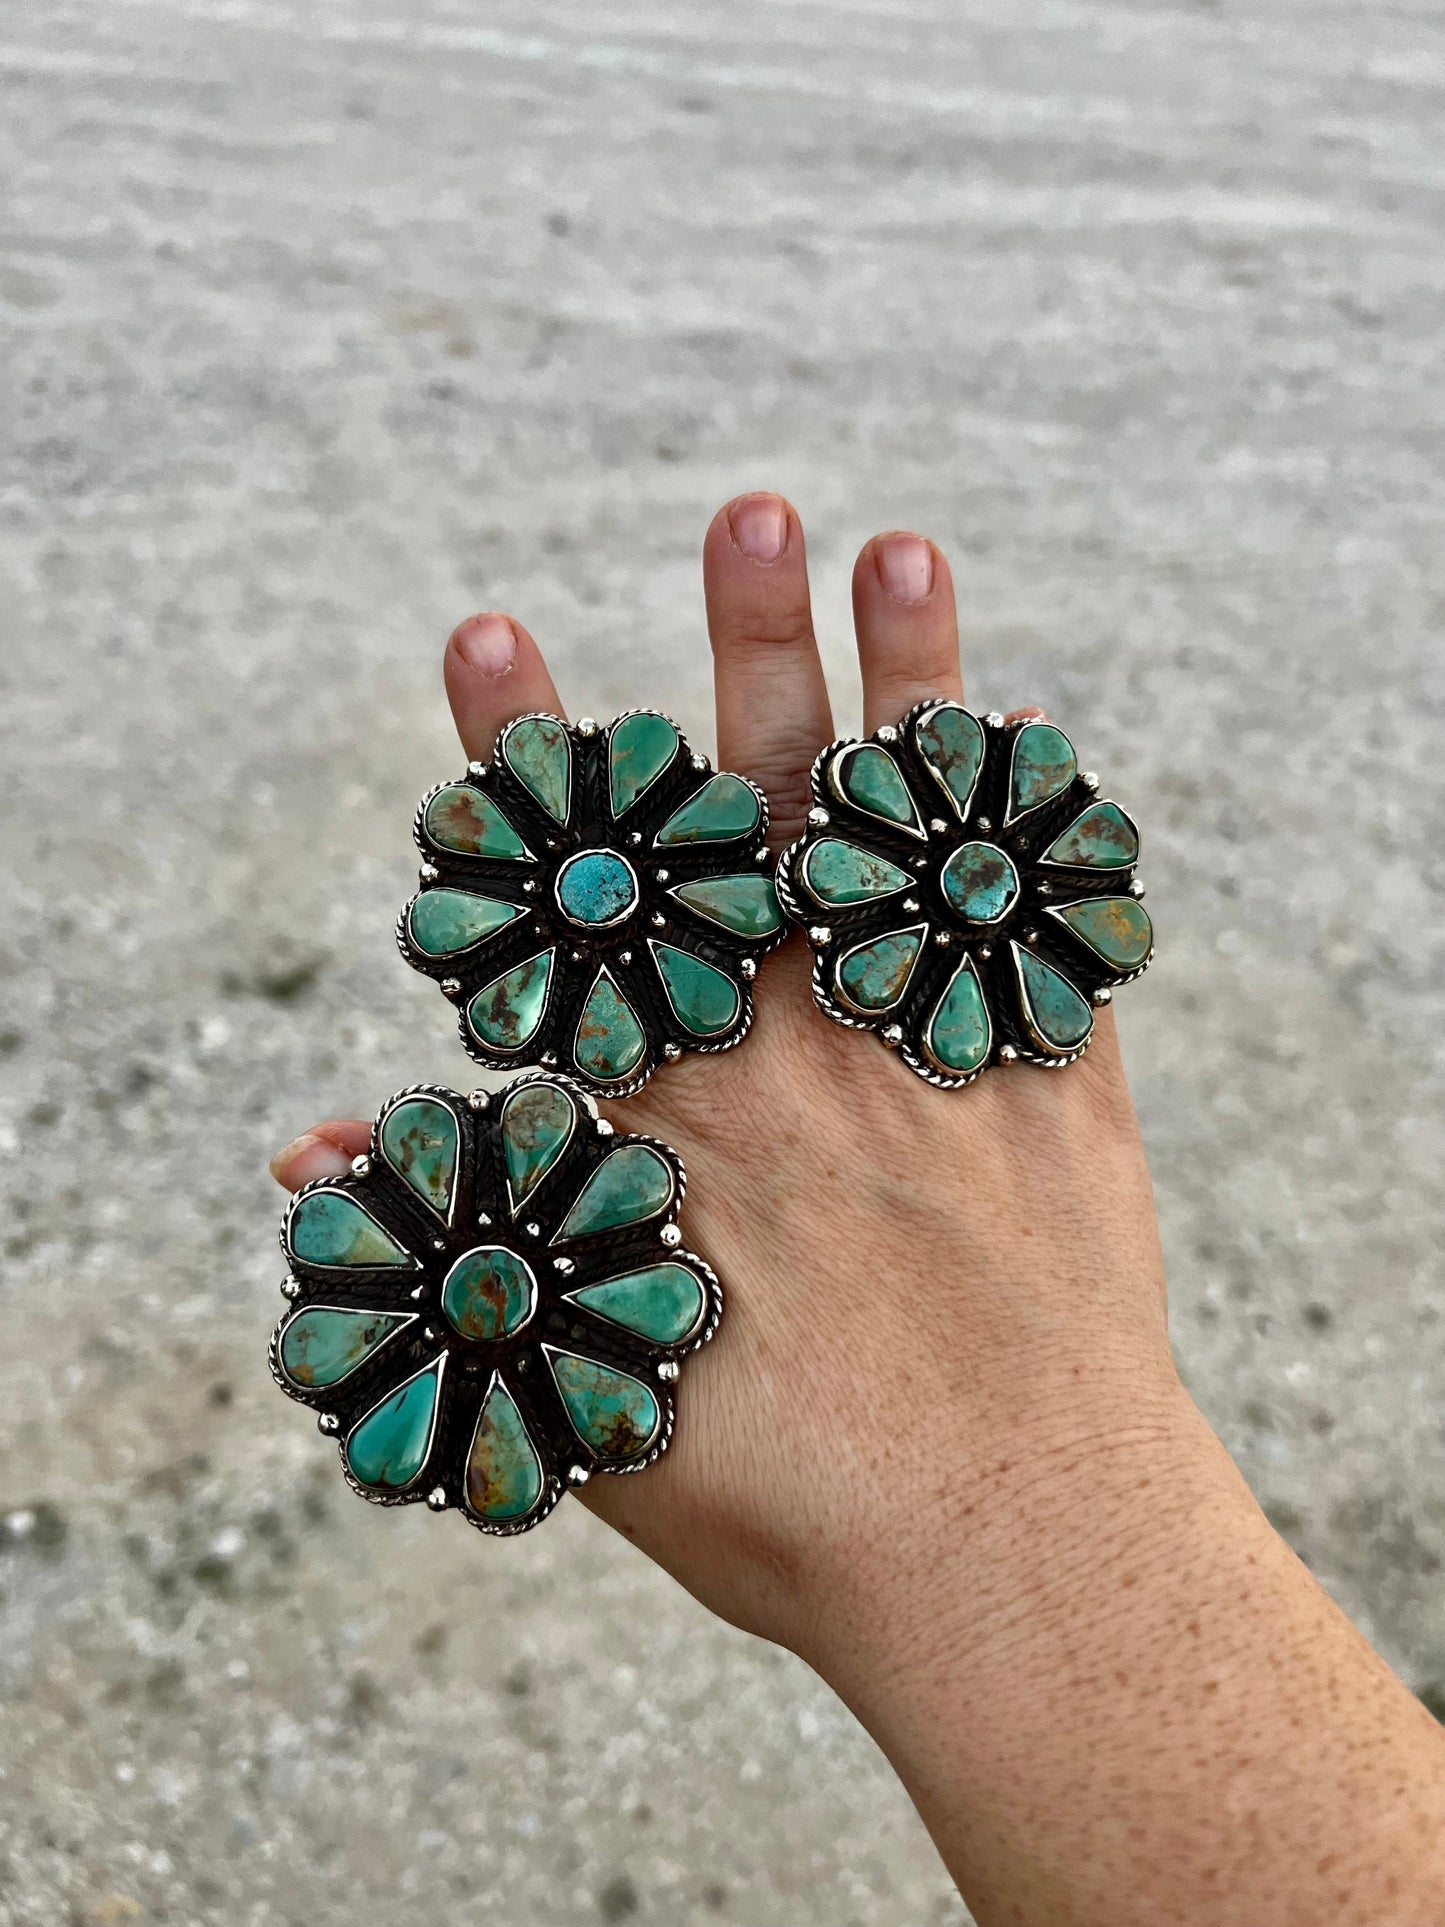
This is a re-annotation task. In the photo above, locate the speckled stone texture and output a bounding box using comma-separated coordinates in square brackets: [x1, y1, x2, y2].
[1, 3, 1443, 1924]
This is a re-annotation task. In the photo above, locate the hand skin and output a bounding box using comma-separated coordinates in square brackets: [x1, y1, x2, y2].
[273, 498, 1445, 1926]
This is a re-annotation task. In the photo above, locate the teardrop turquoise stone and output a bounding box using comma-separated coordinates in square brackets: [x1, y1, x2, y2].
[654, 773, 760, 846]
[501, 715, 571, 823]
[837, 928, 924, 1011]
[1008, 723, 1077, 819]
[669, 874, 783, 937]
[940, 841, 1020, 924]
[408, 888, 523, 957]
[800, 838, 911, 906]
[288, 1191, 412, 1269]
[467, 949, 554, 1052]
[569, 1264, 706, 1345]
[345, 1363, 442, 1490]
[1015, 947, 1094, 1050]
[915, 705, 984, 817]
[837, 744, 919, 830]
[423, 785, 528, 860]
[548, 1351, 661, 1461]
[466, 1379, 544, 1521]
[1043, 801, 1138, 870]
[441, 1247, 536, 1341]
[279, 1307, 412, 1389]
[574, 970, 645, 1081]
[609, 712, 678, 816]
[652, 944, 740, 1037]
[1053, 897, 1153, 971]
[379, 1096, 459, 1217]
[924, 960, 992, 1073]
[500, 1081, 576, 1206]
[556, 1144, 674, 1241]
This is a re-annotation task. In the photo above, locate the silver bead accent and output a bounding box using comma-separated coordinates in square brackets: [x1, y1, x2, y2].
[882, 1024, 904, 1046]
[522, 879, 538, 894]
[280, 1276, 300, 1300]
[629, 831, 643, 846]
[1035, 882, 1051, 898]
[571, 949, 584, 962]
[654, 869, 669, 884]
[618, 950, 631, 965]
[754, 847, 770, 865]
[929, 818, 949, 836]
[660, 1224, 682, 1248]
[1129, 880, 1146, 899]
[426, 1486, 448, 1512]
[524, 1222, 540, 1239]
[477, 1211, 492, 1227]
[739, 957, 757, 980]
[984, 712, 1004, 729]
[808, 925, 832, 946]
[1093, 987, 1113, 1006]
[876, 724, 898, 743]
[998, 1043, 1018, 1064]
[318, 1413, 340, 1435]
[651, 913, 666, 928]
[467, 760, 486, 778]
[419, 862, 440, 884]
[657, 1360, 680, 1383]
[440, 977, 461, 997]
[553, 1256, 575, 1275]
[1081, 771, 1100, 791]
[977, 942, 992, 960]
[807, 806, 830, 829]
[468, 1090, 490, 1112]
[540, 1051, 557, 1067]
[692, 752, 708, 770]
[975, 816, 992, 833]
[664, 1043, 682, 1061]
[1025, 929, 1039, 945]
[933, 929, 952, 947]
[903, 897, 920, 914]
[432, 1238, 446, 1252]
[567, 1463, 591, 1487]
[410, 1284, 426, 1300]
[422, 1325, 437, 1341]
[595, 1119, 614, 1137]
[577, 717, 598, 737]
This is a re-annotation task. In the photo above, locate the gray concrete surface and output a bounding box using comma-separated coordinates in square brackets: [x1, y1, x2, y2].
[2, 1, 1444, 1921]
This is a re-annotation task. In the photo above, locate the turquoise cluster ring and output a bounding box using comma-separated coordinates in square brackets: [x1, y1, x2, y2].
[777, 702, 1154, 1084]
[399, 711, 784, 1096]
[271, 1076, 719, 1535]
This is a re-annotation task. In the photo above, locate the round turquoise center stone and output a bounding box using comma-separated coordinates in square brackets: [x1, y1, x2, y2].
[555, 848, 638, 927]
[940, 841, 1020, 925]
[441, 1246, 537, 1342]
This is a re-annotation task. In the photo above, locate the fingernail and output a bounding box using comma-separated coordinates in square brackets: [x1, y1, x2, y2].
[270, 1132, 354, 1190]
[729, 495, 788, 564]
[875, 534, 934, 604]
[453, 613, 517, 678]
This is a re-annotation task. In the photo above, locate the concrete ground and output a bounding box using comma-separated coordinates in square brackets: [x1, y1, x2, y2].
[2, 1, 1443, 1921]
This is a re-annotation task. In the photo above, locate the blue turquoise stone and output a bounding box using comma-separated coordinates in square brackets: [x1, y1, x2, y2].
[655, 773, 760, 846]
[555, 848, 638, 926]
[423, 785, 528, 860]
[1008, 723, 1076, 819]
[467, 949, 554, 1052]
[500, 1080, 576, 1206]
[1052, 897, 1153, 971]
[837, 928, 924, 1012]
[609, 712, 678, 816]
[669, 874, 782, 937]
[466, 1378, 544, 1521]
[278, 1307, 412, 1390]
[501, 716, 571, 824]
[1015, 946, 1094, 1050]
[940, 841, 1020, 924]
[801, 838, 911, 906]
[548, 1350, 661, 1461]
[652, 944, 740, 1037]
[1044, 801, 1138, 870]
[408, 888, 523, 957]
[345, 1363, 442, 1490]
[914, 704, 984, 817]
[379, 1096, 459, 1218]
[923, 959, 992, 1074]
[835, 744, 920, 831]
[288, 1191, 412, 1269]
[556, 1144, 674, 1241]
[441, 1246, 536, 1341]
[569, 1264, 706, 1345]
[574, 970, 646, 1082]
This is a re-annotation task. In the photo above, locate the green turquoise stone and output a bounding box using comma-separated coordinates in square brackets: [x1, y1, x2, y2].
[279, 1307, 412, 1390]
[654, 773, 760, 846]
[837, 928, 924, 1012]
[555, 848, 638, 926]
[609, 712, 678, 816]
[501, 715, 571, 824]
[288, 1191, 412, 1269]
[379, 1096, 459, 1218]
[467, 949, 554, 1052]
[556, 1144, 674, 1241]
[423, 785, 528, 860]
[408, 888, 523, 957]
[915, 704, 984, 817]
[801, 837, 911, 906]
[1015, 947, 1094, 1050]
[500, 1081, 576, 1206]
[569, 1264, 706, 1345]
[466, 1378, 544, 1521]
[669, 873, 783, 938]
[574, 970, 646, 1082]
[548, 1350, 661, 1461]
[1053, 896, 1153, 971]
[924, 960, 992, 1073]
[940, 841, 1020, 924]
[1008, 722, 1077, 818]
[836, 744, 919, 830]
[1044, 801, 1138, 870]
[652, 943, 740, 1037]
[345, 1363, 442, 1490]
[441, 1246, 536, 1341]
